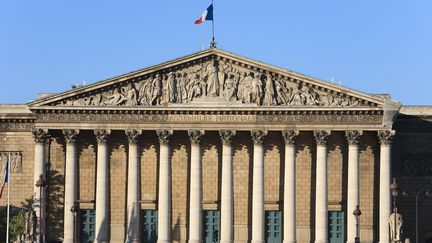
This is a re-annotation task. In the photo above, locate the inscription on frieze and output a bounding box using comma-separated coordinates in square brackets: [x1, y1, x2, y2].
[36, 112, 382, 124]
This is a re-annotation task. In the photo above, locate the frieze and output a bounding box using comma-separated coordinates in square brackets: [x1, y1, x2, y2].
[0, 121, 34, 132]
[35, 112, 383, 125]
[47, 58, 376, 108]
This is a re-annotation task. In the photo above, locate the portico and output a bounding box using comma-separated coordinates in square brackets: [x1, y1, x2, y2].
[26, 48, 400, 243]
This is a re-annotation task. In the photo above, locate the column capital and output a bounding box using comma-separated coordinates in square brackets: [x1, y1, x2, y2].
[251, 130, 268, 145]
[94, 129, 111, 144]
[314, 130, 331, 145]
[125, 129, 142, 144]
[156, 130, 173, 144]
[345, 130, 363, 145]
[63, 129, 79, 144]
[282, 130, 299, 145]
[32, 128, 50, 144]
[219, 130, 236, 145]
[377, 130, 395, 145]
[188, 130, 205, 144]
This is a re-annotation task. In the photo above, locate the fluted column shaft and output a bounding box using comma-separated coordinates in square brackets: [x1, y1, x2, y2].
[63, 130, 79, 243]
[314, 130, 330, 243]
[251, 130, 267, 243]
[378, 130, 395, 243]
[188, 130, 205, 243]
[282, 131, 299, 243]
[157, 130, 173, 243]
[220, 130, 236, 243]
[94, 129, 110, 243]
[346, 131, 362, 243]
[32, 129, 49, 243]
[126, 130, 142, 243]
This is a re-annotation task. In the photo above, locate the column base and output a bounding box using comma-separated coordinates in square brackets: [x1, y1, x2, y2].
[188, 240, 202, 243]
[315, 241, 328, 243]
[157, 240, 172, 243]
[220, 241, 233, 243]
[283, 241, 296, 243]
[251, 241, 265, 243]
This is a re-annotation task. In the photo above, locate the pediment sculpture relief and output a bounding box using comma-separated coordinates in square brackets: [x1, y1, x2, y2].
[56, 60, 368, 107]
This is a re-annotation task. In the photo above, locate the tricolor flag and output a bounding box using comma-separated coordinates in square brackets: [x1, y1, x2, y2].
[0, 157, 8, 199]
[194, 4, 213, 24]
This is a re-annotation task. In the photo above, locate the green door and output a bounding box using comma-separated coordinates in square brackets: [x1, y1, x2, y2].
[141, 210, 158, 243]
[265, 211, 282, 243]
[80, 209, 95, 243]
[203, 210, 220, 243]
[329, 211, 345, 243]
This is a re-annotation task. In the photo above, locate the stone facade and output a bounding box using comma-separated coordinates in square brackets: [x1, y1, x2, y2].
[0, 49, 431, 243]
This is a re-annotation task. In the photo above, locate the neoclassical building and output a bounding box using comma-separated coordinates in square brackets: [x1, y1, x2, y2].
[0, 48, 431, 243]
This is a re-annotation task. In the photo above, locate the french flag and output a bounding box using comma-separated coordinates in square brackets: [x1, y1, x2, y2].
[194, 4, 213, 24]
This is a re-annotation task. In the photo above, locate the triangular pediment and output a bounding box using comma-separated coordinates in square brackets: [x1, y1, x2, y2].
[29, 48, 387, 109]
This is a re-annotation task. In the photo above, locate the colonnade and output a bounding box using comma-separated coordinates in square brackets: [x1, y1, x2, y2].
[31, 128, 395, 243]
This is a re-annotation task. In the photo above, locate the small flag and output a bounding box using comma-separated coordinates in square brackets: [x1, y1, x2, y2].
[0, 158, 8, 199]
[194, 4, 213, 24]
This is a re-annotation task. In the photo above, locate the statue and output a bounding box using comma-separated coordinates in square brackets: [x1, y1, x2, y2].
[166, 72, 177, 103]
[205, 62, 219, 97]
[263, 74, 276, 106]
[188, 74, 205, 101]
[389, 212, 403, 242]
[23, 209, 36, 241]
[150, 74, 163, 106]
[223, 74, 238, 101]
[250, 72, 263, 105]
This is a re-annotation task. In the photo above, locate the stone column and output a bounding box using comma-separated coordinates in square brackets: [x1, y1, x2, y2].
[32, 129, 49, 243]
[282, 130, 299, 243]
[63, 129, 79, 243]
[94, 129, 110, 243]
[219, 130, 236, 243]
[125, 129, 142, 243]
[378, 130, 395, 243]
[157, 130, 173, 243]
[251, 130, 267, 243]
[314, 130, 330, 243]
[188, 130, 205, 243]
[345, 130, 362, 243]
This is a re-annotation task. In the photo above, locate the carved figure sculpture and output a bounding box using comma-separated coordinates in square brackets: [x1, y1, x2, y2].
[123, 83, 138, 106]
[150, 74, 163, 106]
[205, 62, 219, 97]
[104, 87, 126, 106]
[176, 73, 187, 103]
[274, 80, 290, 105]
[389, 212, 403, 242]
[166, 72, 177, 103]
[264, 74, 276, 106]
[223, 74, 238, 101]
[188, 74, 204, 101]
[250, 72, 263, 105]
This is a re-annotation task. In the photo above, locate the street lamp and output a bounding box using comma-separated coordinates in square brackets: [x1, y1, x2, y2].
[70, 201, 79, 243]
[390, 178, 399, 243]
[402, 189, 431, 243]
[353, 205, 362, 243]
[35, 174, 46, 243]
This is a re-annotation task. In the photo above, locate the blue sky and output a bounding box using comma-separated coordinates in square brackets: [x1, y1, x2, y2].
[0, 1, 431, 105]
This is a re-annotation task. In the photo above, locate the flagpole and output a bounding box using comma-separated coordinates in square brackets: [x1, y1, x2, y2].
[6, 152, 11, 243]
[210, 0, 216, 48]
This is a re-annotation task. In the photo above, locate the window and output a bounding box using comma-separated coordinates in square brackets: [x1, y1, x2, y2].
[265, 211, 282, 243]
[328, 211, 345, 243]
[203, 210, 220, 243]
[141, 210, 158, 243]
[80, 209, 95, 243]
